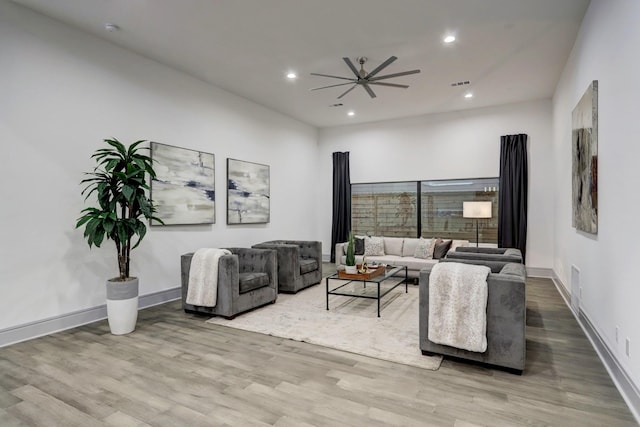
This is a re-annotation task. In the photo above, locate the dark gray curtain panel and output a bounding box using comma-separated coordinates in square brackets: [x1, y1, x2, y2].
[498, 134, 528, 262]
[331, 152, 351, 262]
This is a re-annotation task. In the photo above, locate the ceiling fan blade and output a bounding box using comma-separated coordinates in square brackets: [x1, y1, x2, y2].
[342, 57, 361, 78]
[311, 82, 357, 91]
[368, 69, 421, 81]
[337, 84, 358, 99]
[365, 56, 397, 79]
[362, 83, 377, 98]
[368, 81, 410, 89]
[310, 72, 355, 81]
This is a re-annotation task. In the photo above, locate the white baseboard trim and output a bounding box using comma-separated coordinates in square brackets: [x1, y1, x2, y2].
[526, 267, 553, 278]
[0, 287, 181, 348]
[551, 273, 640, 423]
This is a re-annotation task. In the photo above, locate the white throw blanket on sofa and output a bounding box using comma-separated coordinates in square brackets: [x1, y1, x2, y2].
[186, 248, 231, 307]
[428, 262, 491, 352]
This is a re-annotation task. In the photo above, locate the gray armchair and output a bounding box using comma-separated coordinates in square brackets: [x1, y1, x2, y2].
[419, 260, 527, 373]
[252, 240, 322, 293]
[446, 247, 523, 265]
[181, 247, 277, 319]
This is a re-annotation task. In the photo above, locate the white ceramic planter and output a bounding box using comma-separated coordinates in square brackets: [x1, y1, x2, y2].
[345, 265, 358, 274]
[106, 277, 139, 335]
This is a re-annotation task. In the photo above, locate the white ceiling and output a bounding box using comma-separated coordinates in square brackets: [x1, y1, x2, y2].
[12, 0, 590, 128]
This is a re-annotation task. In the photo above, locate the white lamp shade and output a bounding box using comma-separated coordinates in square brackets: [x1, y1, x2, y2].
[463, 201, 492, 218]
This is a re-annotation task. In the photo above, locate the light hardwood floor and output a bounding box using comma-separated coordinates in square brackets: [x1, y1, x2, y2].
[0, 275, 636, 426]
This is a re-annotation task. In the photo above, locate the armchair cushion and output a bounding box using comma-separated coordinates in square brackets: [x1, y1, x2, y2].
[239, 272, 270, 293]
[299, 258, 318, 275]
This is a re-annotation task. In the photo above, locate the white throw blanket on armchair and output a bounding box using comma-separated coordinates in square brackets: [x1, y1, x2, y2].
[186, 248, 231, 307]
[428, 262, 491, 352]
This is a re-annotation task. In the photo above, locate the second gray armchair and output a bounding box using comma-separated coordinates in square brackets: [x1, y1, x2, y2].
[252, 240, 322, 293]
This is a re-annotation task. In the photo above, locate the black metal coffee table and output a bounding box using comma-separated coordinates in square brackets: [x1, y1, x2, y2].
[325, 265, 408, 317]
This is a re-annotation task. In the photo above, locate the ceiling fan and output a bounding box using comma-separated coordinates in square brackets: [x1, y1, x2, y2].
[310, 56, 420, 99]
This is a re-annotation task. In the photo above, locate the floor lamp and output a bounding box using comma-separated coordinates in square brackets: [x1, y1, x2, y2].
[463, 201, 492, 248]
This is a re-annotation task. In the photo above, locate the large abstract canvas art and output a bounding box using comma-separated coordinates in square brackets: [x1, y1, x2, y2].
[227, 158, 270, 224]
[150, 142, 215, 225]
[571, 80, 598, 234]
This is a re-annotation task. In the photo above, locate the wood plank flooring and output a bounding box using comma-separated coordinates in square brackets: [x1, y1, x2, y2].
[0, 275, 636, 426]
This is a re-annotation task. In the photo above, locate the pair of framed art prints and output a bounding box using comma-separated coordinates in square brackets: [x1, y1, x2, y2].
[149, 142, 269, 226]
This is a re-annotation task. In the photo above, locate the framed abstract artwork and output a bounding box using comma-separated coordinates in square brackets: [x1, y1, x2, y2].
[571, 80, 598, 234]
[227, 158, 270, 224]
[150, 142, 215, 225]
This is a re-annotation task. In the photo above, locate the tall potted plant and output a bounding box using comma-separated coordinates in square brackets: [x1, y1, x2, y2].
[345, 232, 357, 274]
[76, 138, 163, 335]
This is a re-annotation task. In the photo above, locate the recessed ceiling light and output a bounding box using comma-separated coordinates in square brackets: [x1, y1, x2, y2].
[464, 92, 473, 99]
[104, 23, 120, 32]
[286, 72, 297, 79]
[444, 35, 456, 43]
[347, 111, 355, 116]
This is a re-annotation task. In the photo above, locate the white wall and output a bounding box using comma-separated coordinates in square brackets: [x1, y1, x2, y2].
[552, 0, 640, 388]
[0, 2, 318, 331]
[317, 99, 554, 269]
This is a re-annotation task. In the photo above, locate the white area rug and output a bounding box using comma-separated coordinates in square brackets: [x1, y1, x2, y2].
[207, 277, 442, 371]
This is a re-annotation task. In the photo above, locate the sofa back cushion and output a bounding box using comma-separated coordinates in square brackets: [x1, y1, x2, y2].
[384, 237, 404, 256]
[299, 258, 318, 274]
[402, 238, 420, 257]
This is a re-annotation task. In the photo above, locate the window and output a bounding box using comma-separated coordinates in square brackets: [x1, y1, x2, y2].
[421, 178, 498, 243]
[351, 182, 418, 237]
[351, 178, 499, 244]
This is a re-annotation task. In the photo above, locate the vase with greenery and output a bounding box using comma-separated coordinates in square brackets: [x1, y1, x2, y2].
[76, 138, 163, 334]
[345, 232, 357, 274]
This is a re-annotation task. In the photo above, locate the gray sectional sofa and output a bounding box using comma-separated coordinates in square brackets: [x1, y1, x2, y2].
[419, 260, 527, 373]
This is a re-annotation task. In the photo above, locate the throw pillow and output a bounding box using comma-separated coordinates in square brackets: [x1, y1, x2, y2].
[432, 239, 453, 259]
[364, 236, 385, 256]
[414, 238, 435, 259]
[354, 237, 365, 255]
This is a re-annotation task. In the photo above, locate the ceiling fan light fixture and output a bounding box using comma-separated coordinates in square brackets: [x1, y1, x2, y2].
[310, 56, 420, 100]
[286, 72, 297, 79]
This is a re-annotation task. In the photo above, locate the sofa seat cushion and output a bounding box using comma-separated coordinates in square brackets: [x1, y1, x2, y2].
[239, 272, 270, 293]
[299, 258, 318, 275]
[397, 256, 439, 271]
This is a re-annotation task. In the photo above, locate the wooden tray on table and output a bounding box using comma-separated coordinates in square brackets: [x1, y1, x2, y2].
[337, 265, 385, 280]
